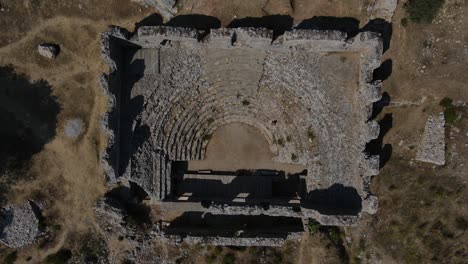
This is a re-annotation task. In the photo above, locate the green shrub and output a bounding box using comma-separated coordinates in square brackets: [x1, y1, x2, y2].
[444, 107, 458, 124]
[3, 251, 18, 264]
[241, 99, 250, 106]
[404, 0, 444, 23]
[439, 97, 453, 108]
[45, 249, 72, 264]
[401, 17, 408, 27]
[439, 97, 460, 124]
[307, 219, 322, 233]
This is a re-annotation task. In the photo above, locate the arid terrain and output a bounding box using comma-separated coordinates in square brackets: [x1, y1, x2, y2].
[0, 0, 467, 263]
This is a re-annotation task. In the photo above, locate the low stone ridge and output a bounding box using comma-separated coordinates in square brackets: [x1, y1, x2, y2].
[37, 43, 60, 59]
[100, 25, 384, 245]
[0, 201, 40, 248]
[416, 112, 446, 165]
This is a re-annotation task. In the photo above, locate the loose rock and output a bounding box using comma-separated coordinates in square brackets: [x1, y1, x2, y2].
[64, 118, 84, 139]
[0, 201, 40, 248]
[416, 112, 446, 165]
[38, 43, 60, 59]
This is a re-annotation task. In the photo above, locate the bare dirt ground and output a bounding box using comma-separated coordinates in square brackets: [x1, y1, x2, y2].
[0, 0, 467, 263]
[189, 122, 306, 173]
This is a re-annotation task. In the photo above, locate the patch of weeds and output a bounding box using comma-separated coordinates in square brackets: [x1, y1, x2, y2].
[3, 251, 18, 264]
[291, 153, 298, 161]
[404, 0, 444, 23]
[241, 99, 250, 106]
[286, 135, 292, 142]
[307, 219, 322, 233]
[207, 117, 215, 124]
[45, 249, 72, 264]
[401, 17, 409, 27]
[339, 56, 347, 62]
[222, 253, 236, 264]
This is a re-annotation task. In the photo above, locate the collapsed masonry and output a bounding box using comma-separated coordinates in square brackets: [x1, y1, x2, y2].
[100, 25, 383, 246]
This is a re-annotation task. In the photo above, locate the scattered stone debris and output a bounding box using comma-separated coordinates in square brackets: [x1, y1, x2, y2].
[0, 201, 40, 248]
[37, 43, 60, 59]
[64, 118, 84, 139]
[131, 0, 176, 21]
[416, 112, 446, 165]
[368, 0, 398, 21]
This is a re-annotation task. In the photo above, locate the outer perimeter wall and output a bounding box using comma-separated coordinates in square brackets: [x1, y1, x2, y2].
[100, 26, 383, 227]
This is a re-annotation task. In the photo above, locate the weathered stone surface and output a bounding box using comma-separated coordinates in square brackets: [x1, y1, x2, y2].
[38, 43, 60, 59]
[0, 202, 40, 248]
[368, 0, 398, 21]
[416, 113, 446, 165]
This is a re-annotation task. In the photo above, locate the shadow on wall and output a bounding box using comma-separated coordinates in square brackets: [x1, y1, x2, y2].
[118, 50, 151, 177]
[0, 65, 60, 204]
[165, 212, 304, 238]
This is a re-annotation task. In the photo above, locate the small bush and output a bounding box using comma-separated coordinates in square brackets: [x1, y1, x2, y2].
[401, 17, 408, 27]
[3, 251, 18, 264]
[307, 219, 322, 233]
[440, 97, 460, 124]
[439, 97, 453, 108]
[404, 0, 444, 23]
[286, 135, 292, 142]
[444, 108, 458, 124]
[241, 99, 250, 106]
[45, 249, 72, 264]
[277, 138, 284, 147]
